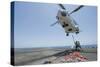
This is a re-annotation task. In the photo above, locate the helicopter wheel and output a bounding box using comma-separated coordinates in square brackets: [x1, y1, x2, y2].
[66, 33, 69, 36]
[76, 32, 79, 34]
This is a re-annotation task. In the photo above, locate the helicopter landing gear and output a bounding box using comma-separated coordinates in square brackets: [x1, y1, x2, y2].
[76, 27, 79, 34]
[76, 31, 79, 34]
[66, 33, 69, 36]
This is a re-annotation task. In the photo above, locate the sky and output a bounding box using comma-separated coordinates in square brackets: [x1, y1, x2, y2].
[13, 1, 97, 48]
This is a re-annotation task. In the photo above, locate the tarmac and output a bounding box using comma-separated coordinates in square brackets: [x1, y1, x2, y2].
[13, 48, 97, 66]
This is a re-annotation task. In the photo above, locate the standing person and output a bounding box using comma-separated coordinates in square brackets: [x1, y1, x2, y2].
[74, 41, 81, 51]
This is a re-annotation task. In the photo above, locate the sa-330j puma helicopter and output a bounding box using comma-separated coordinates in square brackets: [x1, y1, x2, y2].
[51, 4, 84, 36]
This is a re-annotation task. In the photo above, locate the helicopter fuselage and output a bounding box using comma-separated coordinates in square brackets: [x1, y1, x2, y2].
[56, 10, 80, 36]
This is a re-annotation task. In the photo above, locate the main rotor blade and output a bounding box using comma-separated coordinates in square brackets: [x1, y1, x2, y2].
[70, 5, 84, 14]
[58, 4, 66, 10]
[50, 21, 59, 26]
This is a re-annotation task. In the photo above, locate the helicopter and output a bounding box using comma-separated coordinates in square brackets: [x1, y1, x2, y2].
[51, 4, 84, 36]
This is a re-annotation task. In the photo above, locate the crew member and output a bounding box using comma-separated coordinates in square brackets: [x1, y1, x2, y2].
[74, 41, 81, 51]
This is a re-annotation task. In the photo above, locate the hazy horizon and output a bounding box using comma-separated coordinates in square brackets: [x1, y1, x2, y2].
[13, 44, 97, 48]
